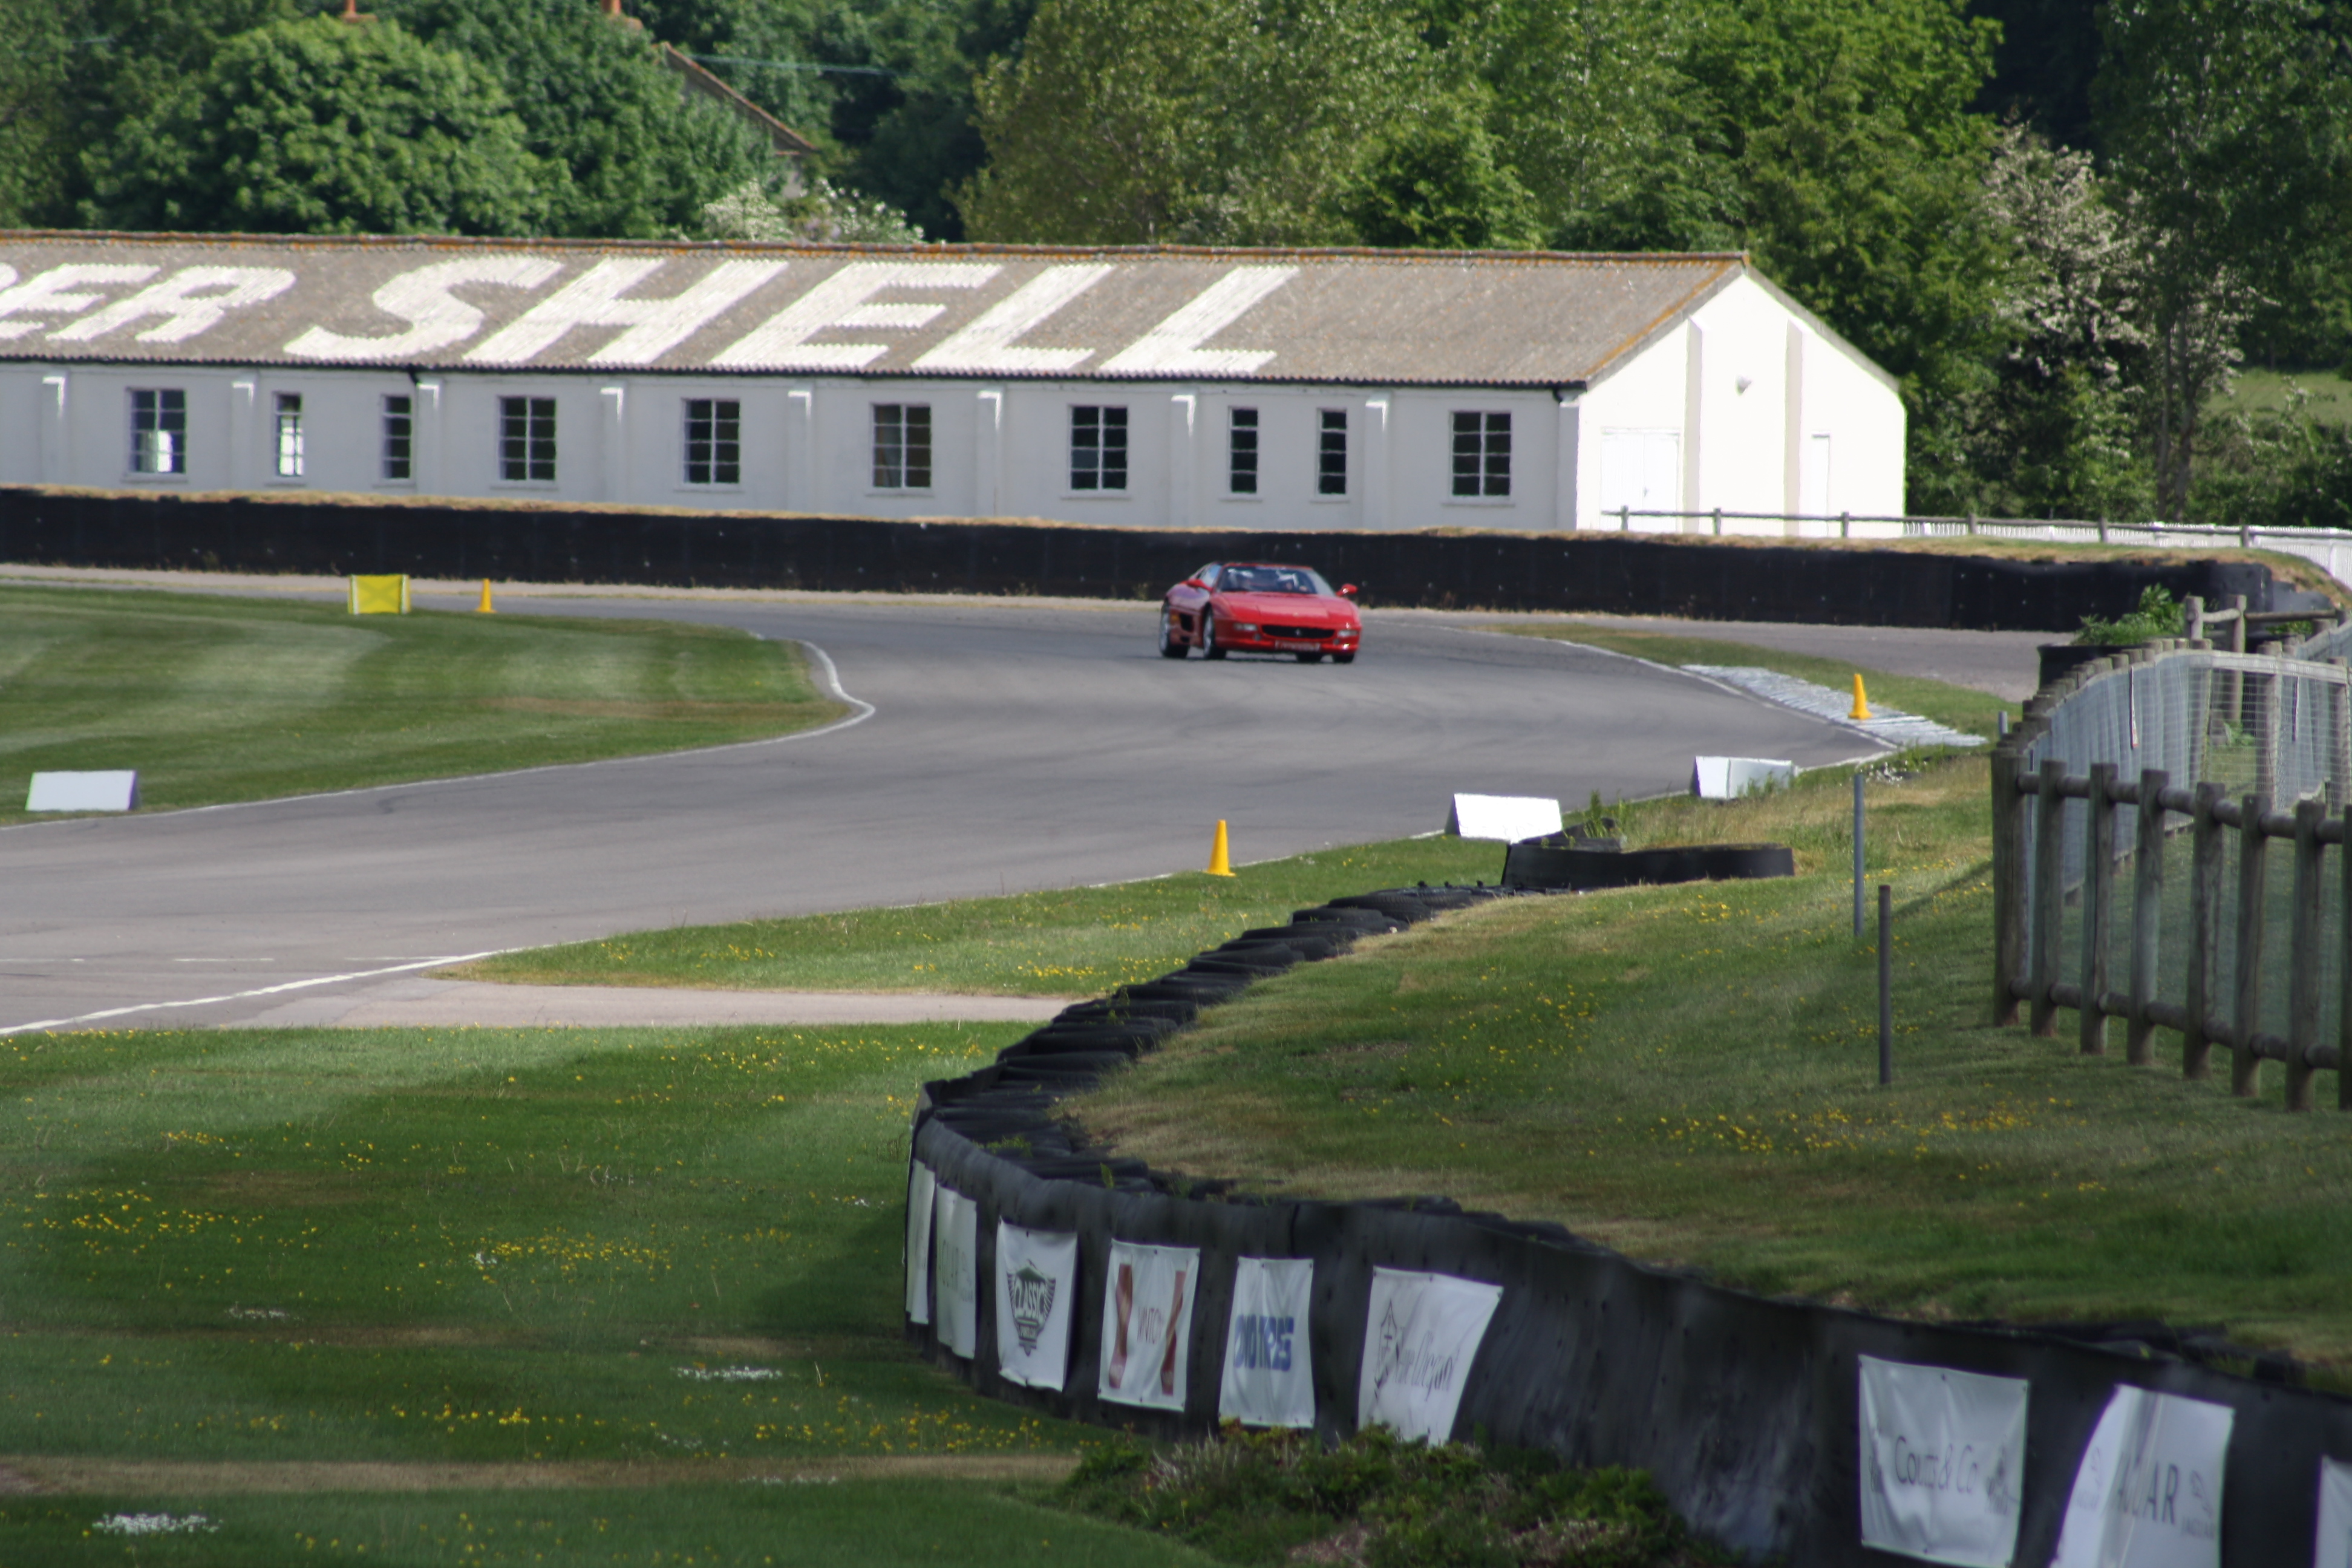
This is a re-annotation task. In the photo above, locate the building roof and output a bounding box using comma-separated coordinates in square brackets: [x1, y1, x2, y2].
[0, 232, 1851, 390]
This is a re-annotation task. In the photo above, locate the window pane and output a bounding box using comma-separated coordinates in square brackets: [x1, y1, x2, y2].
[382, 396, 413, 481]
[1484, 412, 1511, 497]
[1318, 409, 1347, 496]
[1100, 406, 1127, 490]
[1451, 411, 1481, 497]
[1070, 406, 1101, 490]
[904, 405, 930, 489]
[273, 393, 303, 479]
[131, 388, 187, 474]
[714, 399, 740, 485]
[1229, 408, 1258, 495]
[685, 398, 714, 485]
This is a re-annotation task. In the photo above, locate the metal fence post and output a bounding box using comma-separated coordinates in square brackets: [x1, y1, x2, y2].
[2186, 781, 2226, 1079]
[2228, 595, 2248, 729]
[2234, 792, 2273, 1098]
[2080, 763, 2118, 1055]
[2255, 670, 2280, 806]
[2032, 759, 2067, 1037]
[2128, 768, 2169, 1065]
[1878, 884, 1894, 1085]
[1840, 511, 1852, 540]
[2288, 799, 2325, 1111]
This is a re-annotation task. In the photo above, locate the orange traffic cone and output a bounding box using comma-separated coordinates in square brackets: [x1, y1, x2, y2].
[1206, 819, 1235, 877]
[477, 579, 495, 613]
[1849, 673, 1872, 720]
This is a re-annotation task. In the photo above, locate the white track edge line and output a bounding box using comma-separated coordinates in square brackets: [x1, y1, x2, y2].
[0, 951, 517, 1037]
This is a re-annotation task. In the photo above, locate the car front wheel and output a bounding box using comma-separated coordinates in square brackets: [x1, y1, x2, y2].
[1201, 614, 1228, 659]
[1158, 607, 1189, 659]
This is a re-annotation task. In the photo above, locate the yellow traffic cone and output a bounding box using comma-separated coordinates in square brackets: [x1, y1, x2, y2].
[477, 578, 495, 613]
[1849, 673, 1872, 721]
[1206, 819, 1235, 877]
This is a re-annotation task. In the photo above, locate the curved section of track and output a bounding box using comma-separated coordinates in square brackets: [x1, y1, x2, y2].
[0, 599, 1880, 1031]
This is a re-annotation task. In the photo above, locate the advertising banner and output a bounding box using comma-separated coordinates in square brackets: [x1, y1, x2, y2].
[2314, 1455, 2352, 1568]
[1097, 1239, 1200, 1411]
[1856, 1354, 2028, 1567]
[1218, 1256, 1316, 1429]
[904, 1161, 937, 1326]
[995, 1221, 1080, 1391]
[1357, 1267, 1503, 1443]
[2051, 1385, 2233, 1568]
[931, 1184, 979, 1359]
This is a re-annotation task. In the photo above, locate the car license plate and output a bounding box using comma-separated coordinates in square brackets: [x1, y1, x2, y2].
[1275, 639, 1320, 650]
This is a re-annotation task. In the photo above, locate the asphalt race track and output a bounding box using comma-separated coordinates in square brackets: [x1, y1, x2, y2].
[0, 596, 1887, 1033]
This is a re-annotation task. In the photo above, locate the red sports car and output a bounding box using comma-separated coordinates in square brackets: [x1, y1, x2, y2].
[1158, 562, 1361, 663]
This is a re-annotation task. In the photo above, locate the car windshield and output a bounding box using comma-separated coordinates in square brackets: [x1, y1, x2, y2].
[1218, 565, 1332, 596]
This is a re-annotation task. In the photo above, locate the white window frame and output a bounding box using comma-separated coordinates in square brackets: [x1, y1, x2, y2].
[381, 394, 415, 485]
[871, 402, 933, 492]
[1226, 406, 1260, 498]
[272, 392, 305, 481]
[1448, 409, 1513, 504]
[497, 394, 557, 485]
[1313, 407, 1348, 501]
[1068, 404, 1129, 495]
[129, 388, 187, 478]
[683, 397, 742, 488]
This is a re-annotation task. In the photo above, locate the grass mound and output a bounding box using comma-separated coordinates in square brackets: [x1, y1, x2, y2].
[0, 584, 841, 822]
[1071, 754, 2352, 1368]
[1057, 1427, 1724, 1567]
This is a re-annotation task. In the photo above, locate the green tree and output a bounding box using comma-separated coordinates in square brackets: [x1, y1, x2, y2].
[0, 0, 77, 226]
[1337, 91, 1541, 250]
[84, 16, 545, 236]
[2094, 0, 2352, 517]
[959, 0, 1428, 244]
[383, 0, 771, 239]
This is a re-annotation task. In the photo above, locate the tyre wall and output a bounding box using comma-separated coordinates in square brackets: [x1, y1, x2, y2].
[909, 884, 2352, 1566]
[0, 485, 2285, 631]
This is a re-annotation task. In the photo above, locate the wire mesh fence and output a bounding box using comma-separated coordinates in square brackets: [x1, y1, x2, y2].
[1997, 645, 2352, 1109]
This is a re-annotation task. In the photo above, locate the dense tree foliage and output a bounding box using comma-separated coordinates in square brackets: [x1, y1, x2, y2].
[85, 17, 543, 235]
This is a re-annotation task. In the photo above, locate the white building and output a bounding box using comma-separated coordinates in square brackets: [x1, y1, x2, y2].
[0, 233, 1904, 535]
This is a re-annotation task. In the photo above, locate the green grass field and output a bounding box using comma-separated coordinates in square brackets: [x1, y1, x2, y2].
[2230, 367, 2352, 426]
[1070, 754, 2352, 1370]
[454, 837, 1507, 997]
[0, 585, 843, 824]
[0, 1019, 1222, 1566]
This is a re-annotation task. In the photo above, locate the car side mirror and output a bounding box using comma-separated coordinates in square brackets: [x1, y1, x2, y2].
[1339, 583, 1357, 598]
[1183, 578, 1206, 590]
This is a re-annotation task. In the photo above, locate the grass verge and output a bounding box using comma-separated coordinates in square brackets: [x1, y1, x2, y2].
[0, 1020, 1215, 1565]
[1485, 624, 2007, 742]
[451, 837, 1508, 997]
[1072, 753, 2352, 1370]
[0, 584, 843, 824]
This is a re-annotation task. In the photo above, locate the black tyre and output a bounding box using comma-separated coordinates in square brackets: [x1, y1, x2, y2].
[1201, 615, 1229, 659]
[1294, 650, 1324, 664]
[1332, 652, 1356, 665]
[1157, 607, 1189, 659]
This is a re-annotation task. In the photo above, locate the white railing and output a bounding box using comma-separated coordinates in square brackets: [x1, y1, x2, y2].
[1604, 509, 2352, 589]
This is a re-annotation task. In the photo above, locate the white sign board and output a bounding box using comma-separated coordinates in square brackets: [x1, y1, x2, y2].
[994, 1221, 1080, 1391]
[2314, 1455, 2352, 1568]
[1098, 1239, 1200, 1411]
[1445, 793, 1563, 843]
[930, 1185, 979, 1357]
[1692, 757, 1795, 800]
[1219, 1256, 1316, 1429]
[2051, 1385, 2233, 1568]
[903, 1163, 937, 1326]
[1857, 1354, 2029, 1567]
[26, 770, 138, 812]
[1357, 1267, 1503, 1443]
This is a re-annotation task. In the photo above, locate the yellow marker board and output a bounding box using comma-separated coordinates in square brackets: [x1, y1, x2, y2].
[348, 575, 411, 615]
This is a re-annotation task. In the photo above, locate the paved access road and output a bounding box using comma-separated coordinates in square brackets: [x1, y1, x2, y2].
[0, 595, 1886, 1033]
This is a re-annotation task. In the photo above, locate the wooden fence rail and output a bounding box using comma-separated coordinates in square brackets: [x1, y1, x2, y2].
[1991, 750, 2352, 1110]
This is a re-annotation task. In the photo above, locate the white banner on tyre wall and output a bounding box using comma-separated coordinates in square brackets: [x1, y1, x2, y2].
[995, 1220, 1080, 1391]
[2313, 1455, 2352, 1568]
[931, 1184, 979, 1358]
[2051, 1385, 2233, 1568]
[1356, 1267, 1503, 1443]
[903, 1163, 937, 1326]
[1856, 1354, 2028, 1567]
[1098, 1239, 1200, 1411]
[1218, 1256, 1316, 1429]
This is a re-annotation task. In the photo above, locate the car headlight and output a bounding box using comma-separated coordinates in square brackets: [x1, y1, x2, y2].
[1233, 623, 1258, 633]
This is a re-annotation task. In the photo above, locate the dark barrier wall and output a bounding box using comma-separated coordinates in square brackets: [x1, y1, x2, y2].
[909, 896, 2352, 1566]
[0, 486, 2286, 630]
